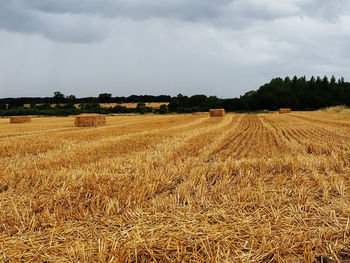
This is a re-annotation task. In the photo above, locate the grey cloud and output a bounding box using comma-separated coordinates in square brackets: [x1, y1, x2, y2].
[0, 1, 106, 43]
[0, 0, 234, 43]
[214, 0, 350, 29]
[1, 0, 350, 98]
[301, 0, 350, 21]
[22, 0, 233, 21]
[19, 0, 306, 26]
[226, 0, 302, 21]
[2, 0, 350, 43]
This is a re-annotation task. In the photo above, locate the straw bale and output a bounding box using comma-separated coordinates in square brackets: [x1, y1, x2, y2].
[210, 109, 225, 117]
[75, 114, 106, 127]
[279, 108, 291, 114]
[10, 116, 31, 123]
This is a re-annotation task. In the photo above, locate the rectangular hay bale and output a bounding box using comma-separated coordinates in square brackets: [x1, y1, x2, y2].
[10, 116, 31, 123]
[210, 109, 225, 117]
[75, 114, 106, 127]
[279, 108, 291, 114]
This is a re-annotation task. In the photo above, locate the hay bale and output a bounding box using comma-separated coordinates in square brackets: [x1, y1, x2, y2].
[279, 108, 291, 114]
[75, 114, 106, 127]
[210, 109, 225, 117]
[10, 116, 31, 123]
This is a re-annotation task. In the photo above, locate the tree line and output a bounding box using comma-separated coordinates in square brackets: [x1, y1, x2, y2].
[1, 75, 350, 116]
[0, 93, 172, 106]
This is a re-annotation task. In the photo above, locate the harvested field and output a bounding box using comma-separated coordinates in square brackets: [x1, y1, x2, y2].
[28, 102, 168, 109]
[100, 102, 169, 108]
[73, 102, 169, 109]
[1, 112, 350, 262]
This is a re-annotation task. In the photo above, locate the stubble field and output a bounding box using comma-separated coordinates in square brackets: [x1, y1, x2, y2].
[0, 112, 350, 262]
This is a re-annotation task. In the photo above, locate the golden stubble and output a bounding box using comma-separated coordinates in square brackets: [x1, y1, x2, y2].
[0, 112, 350, 262]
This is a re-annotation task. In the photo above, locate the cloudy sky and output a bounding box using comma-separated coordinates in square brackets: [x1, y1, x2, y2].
[0, 0, 350, 98]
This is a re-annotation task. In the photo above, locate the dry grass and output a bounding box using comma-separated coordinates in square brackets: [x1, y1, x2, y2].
[1, 112, 350, 262]
[321, 105, 350, 114]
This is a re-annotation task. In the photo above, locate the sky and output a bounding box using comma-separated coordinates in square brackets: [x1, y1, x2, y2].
[0, 0, 350, 98]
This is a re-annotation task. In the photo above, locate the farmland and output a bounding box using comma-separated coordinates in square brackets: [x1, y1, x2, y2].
[1, 112, 350, 262]
[21, 102, 169, 109]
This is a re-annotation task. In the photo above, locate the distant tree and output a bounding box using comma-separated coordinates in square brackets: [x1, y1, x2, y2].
[0, 103, 6, 110]
[204, 96, 221, 109]
[168, 94, 190, 112]
[114, 96, 127, 103]
[98, 93, 112, 103]
[330, 75, 336, 85]
[322, 76, 329, 84]
[156, 95, 172, 102]
[256, 92, 278, 110]
[8, 98, 25, 109]
[66, 95, 76, 102]
[136, 102, 146, 114]
[277, 90, 299, 108]
[112, 105, 131, 113]
[62, 102, 76, 110]
[64, 95, 77, 109]
[188, 95, 207, 107]
[35, 103, 51, 110]
[222, 98, 244, 111]
[80, 102, 101, 111]
[53, 92, 65, 104]
[158, 104, 168, 114]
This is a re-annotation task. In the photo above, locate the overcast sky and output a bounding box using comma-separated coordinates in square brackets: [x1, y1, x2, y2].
[1, 0, 350, 98]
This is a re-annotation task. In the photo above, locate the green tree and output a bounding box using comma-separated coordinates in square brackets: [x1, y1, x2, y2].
[158, 104, 167, 114]
[98, 93, 112, 103]
[136, 102, 146, 114]
[8, 98, 25, 109]
[0, 103, 6, 110]
[53, 92, 65, 104]
[66, 95, 76, 102]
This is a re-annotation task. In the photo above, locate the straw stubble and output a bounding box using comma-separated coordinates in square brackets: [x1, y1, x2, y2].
[0, 112, 349, 262]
